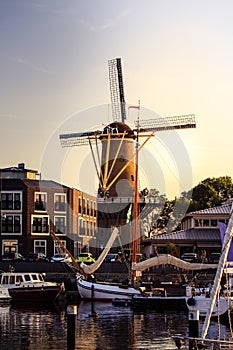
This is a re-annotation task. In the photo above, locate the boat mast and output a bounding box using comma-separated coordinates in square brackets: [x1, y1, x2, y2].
[132, 101, 140, 281]
[201, 204, 233, 339]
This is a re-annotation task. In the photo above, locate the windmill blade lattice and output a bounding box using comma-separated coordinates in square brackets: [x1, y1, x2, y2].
[60, 130, 102, 147]
[108, 58, 126, 123]
[135, 114, 196, 134]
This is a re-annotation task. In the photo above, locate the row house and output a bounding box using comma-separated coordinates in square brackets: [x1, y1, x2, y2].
[0, 163, 97, 258]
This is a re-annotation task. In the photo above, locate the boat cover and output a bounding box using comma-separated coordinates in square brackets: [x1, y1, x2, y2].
[80, 227, 119, 275]
[132, 254, 218, 271]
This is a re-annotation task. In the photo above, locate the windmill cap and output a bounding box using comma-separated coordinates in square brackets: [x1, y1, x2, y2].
[100, 122, 135, 139]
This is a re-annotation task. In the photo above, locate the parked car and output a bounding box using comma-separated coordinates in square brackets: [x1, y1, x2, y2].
[209, 252, 221, 264]
[50, 253, 72, 263]
[129, 253, 144, 263]
[181, 252, 198, 263]
[104, 253, 117, 262]
[1, 252, 25, 261]
[25, 252, 49, 262]
[76, 253, 95, 264]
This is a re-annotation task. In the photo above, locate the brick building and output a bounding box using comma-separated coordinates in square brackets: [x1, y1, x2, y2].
[0, 163, 97, 259]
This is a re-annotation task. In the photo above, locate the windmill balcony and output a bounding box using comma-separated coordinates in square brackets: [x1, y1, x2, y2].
[97, 196, 157, 204]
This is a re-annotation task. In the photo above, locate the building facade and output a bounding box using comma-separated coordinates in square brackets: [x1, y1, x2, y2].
[0, 163, 97, 259]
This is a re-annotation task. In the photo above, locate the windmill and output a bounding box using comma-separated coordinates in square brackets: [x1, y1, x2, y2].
[60, 58, 196, 235]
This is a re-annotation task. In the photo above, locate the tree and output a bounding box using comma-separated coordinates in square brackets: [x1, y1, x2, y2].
[141, 188, 167, 236]
[184, 176, 233, 212]
[166, 242, 178, 257]
[143, 176, 233, 236]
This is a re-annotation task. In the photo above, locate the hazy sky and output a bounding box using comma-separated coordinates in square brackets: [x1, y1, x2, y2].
[1, 0, 233, 198]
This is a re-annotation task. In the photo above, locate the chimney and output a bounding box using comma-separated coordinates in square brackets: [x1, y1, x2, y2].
[18, 163, 25, 169]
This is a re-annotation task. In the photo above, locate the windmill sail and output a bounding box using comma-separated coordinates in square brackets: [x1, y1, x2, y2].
[108, 58, 126, 123]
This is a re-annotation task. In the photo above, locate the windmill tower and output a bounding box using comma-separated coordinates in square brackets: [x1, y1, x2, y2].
[60, 58, 196, 248]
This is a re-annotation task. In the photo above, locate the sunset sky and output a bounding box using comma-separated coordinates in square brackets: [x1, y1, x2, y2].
[1, 0, 233, 199]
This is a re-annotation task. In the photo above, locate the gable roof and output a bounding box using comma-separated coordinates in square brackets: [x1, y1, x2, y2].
[189, 204, 231, 216]
[147, 228, 220, 243]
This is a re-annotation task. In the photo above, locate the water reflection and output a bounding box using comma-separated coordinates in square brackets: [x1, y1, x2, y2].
[0, 302, 231, 350]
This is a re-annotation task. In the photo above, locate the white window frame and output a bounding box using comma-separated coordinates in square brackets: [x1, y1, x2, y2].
[54, 193, 66, 213]
[1, 214, 22, 235]
[31, 215, 50, 235]
[2, 240, 18, 254]
[34, 240, 47, 254]
[1, 191, 22, 212]
[54, 240, 66, 255]
[54, 216, 66, 235]
[78, 217, 84, 236]
[34, 192, 47, 212]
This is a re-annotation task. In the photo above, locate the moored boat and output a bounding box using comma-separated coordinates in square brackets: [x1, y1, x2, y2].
[131, 290, 187, 312]
[186, 294, 229, 319]
[77, 274, 141, 301]
[76, 227, 141, 301]
[0, 271, 63, 303]
[0, 285, 11, 303]
[185, 286, 230, 318]
[131, 285, 231, 318]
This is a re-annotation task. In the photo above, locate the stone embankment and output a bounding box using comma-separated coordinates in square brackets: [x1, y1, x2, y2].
[0, 261, 217, 290]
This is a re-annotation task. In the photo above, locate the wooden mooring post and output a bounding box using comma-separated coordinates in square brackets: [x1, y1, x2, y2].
[189, 310, 199, 350]
[67, 304, 77, 350]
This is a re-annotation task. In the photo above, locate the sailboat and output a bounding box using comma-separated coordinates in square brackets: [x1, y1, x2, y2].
[76, 228, 141, 301]
[130, 254, 229, 315]
[76, 275, 141, 301]
[201, 209, 233, 338]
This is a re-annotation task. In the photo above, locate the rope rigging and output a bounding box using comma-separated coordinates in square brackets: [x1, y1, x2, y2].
[50, 232, 83, 275]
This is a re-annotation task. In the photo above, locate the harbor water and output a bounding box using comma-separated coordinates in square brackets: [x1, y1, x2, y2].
[0, 301, 232, 350]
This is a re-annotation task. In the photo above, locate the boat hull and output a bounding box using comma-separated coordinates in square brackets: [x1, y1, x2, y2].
[186, 295, 229, 318]
[0, 271, 62, 303]
[77, 277, 141, 301]
[0, 286, 11, 303]
[8, 286, 61, 303]
[131, 295, 187, 312]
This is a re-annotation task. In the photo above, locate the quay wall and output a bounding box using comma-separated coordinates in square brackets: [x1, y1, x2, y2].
[0, 261, 217, 288]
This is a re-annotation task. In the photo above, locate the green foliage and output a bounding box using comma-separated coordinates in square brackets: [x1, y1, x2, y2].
[185, 176, 233, 212]
[145, 176, 233, 236]
[166, 242, 178, 257]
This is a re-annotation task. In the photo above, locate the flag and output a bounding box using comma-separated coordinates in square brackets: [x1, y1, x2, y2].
[128, 105, 140, 109]
[219, 222, 233, 262]
[126, 204, 132, 224]
[128, 100, 140, 110]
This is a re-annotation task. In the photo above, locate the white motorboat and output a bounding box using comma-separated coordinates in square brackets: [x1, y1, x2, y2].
[0, 285, 11, 303]
[185, 286, 230, 318]
[0, 270, 63, 303]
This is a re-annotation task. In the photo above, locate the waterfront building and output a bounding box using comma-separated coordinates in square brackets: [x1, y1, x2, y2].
[142, 198, 232, 261]
[0, 163, 97, 259]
